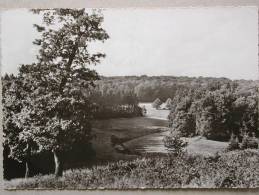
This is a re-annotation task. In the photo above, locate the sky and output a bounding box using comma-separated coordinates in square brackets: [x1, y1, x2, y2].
[1, 7, 258, 80]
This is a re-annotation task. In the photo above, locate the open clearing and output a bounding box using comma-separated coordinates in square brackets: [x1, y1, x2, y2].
[91, 103, 228, 161]
[139, 102, 170, 120]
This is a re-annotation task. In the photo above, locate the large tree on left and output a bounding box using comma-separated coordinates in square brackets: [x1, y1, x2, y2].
[3, 8, 109, 178]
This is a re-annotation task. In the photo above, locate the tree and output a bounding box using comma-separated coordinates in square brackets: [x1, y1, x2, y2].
[226, 133, 239, 151]
[170, 111, 196, 137]
[233, 95, 258, 137]
[2, 75, 33, 178]
[4, 9, 109, 178]
[165, 98, 172, 109]
[152, 98, 162, 109]
[163, 131, 188, 157]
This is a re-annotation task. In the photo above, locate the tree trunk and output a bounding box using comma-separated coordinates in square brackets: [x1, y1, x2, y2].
[24, 143, 31, 178]
[25, 160, 31, 178]
[53, 151, 63, 178]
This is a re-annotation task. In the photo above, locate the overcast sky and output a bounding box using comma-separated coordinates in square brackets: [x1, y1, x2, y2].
[1, 7, 258, 80]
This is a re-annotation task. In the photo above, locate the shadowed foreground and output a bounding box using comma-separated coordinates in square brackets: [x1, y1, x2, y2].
[5, 149, 259, 189]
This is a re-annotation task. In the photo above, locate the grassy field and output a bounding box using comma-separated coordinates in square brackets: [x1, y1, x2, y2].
[91, 117, 168, 162]
[124, 134, 228, 156]
[185, 136, 228, 156]
[5, 149, 259, 189]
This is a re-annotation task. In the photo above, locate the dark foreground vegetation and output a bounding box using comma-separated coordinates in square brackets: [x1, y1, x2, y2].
[5, 149, 259, 189]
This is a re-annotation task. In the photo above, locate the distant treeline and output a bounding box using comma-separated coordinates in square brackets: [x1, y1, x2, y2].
[93, 75, 258, 102]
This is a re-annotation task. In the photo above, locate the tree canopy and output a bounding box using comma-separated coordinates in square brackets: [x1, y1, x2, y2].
[3, 8, 109, 178]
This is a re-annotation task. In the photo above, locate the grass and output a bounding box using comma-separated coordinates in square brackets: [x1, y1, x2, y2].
[5, 149, 259, 189]
[91, 117, 168, 162]
[139, 103, 170, 120]
[185, 136, 228, 156]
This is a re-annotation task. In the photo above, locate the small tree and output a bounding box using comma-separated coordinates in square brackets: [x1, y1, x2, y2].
[152, 98, 162, 109]
[226, 133, 239, 151]
[163, 131, 188, 157]
[165, 98, 172, 109]
[170, 111, 195, 137]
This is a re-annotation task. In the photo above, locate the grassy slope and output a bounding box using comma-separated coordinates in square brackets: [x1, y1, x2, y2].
[5, 149, 259, 189]
[185, 136, 228, 156]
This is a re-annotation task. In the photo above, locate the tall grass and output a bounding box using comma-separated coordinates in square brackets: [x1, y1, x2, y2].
[5, 149, 259, 189]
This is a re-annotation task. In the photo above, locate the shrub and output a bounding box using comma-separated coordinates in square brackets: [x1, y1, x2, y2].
[5, 150, 259, 189]
[152, 98, 162, 109]
[240, 134, 258, 150]
[163, 131, 188, 156]
[165, 98, 172, 109]
[226, 133, 239, 151]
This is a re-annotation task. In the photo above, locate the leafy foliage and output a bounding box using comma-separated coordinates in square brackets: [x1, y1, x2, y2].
[90, 86, 142, 119]
[152, 98, 162, 109]
[3, 8, 109, 177]
[165, 98, 172, 109]
[240, 133, 258, 150]
[226, 133, 239, 151]
[167, 80, 259, 140]
[163, 131, 188, 156]
[2, 74, 36, 162]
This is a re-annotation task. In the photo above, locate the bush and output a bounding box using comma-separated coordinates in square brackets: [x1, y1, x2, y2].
[241, 134, 258, 150]
[152, 98, 162, 109]
[226, 134, 239, 151]
[165, 98, 172, 109]
[163, 131, 188, 156]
